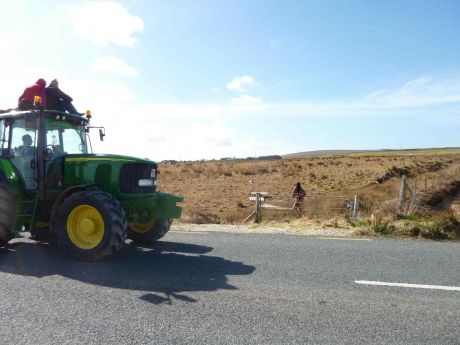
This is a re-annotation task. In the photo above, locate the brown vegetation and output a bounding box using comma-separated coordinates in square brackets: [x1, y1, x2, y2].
[158, 151, 460, 234]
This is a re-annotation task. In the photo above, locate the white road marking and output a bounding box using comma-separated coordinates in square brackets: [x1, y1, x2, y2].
[355, 280, 460, 291]
[318, 237, 371, 241]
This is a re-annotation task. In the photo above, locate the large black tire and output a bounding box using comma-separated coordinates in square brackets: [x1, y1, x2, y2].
[0, 182, 17, 244]
[128, 218, 172, 244]
[52, 190, 127, 261]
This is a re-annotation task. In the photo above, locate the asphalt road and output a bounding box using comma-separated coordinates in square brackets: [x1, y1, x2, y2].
[0, 231, 459, 345]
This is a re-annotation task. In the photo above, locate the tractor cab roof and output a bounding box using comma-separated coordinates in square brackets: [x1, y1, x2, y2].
[0, 109, 89, 126]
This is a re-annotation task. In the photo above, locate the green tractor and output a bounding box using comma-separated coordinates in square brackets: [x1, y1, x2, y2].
[0, 106, 182, 260]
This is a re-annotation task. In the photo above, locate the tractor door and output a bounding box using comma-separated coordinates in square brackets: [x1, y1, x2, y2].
[8, 118, 38, 190]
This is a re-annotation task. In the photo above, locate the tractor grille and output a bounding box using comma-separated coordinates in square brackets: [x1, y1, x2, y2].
[119, 163, 157, 194]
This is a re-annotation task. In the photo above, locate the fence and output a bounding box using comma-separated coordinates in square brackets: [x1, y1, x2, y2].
[398, 165, 460, 214]
[246, 166, 460, 222]
[247, 192, 357, 223]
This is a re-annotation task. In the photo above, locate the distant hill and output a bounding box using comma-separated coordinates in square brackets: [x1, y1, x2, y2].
[282, 150, 370, 159]
[282, 147, 460, 159]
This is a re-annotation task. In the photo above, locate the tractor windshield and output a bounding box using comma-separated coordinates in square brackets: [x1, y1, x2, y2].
[45, 117, 88, 158]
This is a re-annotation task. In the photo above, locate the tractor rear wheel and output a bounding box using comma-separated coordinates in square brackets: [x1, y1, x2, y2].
[0, 182, 16, 244]
[128, 218, 172, 244]
[53, 190, 127, 261]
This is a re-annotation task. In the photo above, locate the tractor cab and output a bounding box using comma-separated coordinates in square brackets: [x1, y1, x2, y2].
[1, 110, 89, 191]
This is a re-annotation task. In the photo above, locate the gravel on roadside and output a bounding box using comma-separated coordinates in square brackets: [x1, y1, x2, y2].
[171, 223, 354, 237]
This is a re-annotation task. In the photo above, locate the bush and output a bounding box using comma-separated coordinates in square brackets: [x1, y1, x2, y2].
[370, 217, 395, 234]
[420, 215, 460, 240]
[182, 211, 220, 224]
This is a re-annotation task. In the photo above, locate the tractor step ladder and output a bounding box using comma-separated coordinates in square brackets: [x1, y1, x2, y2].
[13, 193, 39, 233]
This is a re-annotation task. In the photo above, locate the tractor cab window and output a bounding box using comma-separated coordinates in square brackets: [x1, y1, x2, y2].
[9, 119, 38, 189]
[45, 120, 88, 159]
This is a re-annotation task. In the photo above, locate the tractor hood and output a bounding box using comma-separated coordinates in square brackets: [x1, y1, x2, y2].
[47, 153, 159, 196]
[63, 153, 155, 165]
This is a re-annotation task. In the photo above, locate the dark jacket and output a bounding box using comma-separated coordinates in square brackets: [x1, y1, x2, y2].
[292, 186, 306, 201]
[45, 86, 73, 111]
[18, 80, 47, 108]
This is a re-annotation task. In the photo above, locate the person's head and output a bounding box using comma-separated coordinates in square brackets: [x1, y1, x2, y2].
[36, 78, 46, 87]
[50, 79, 59, 87]
[22, 134, 33, 146]
[296, 182, 301, 188]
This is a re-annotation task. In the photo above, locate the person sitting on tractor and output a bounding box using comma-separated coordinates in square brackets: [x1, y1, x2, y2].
[16, 134, 35, 156]
[45, 79, 81, 115]
[292, 182, 306, 216]
[18, 78, 47, 110]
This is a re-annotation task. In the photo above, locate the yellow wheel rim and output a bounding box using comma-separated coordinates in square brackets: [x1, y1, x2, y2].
[130, 217, 155, 234]
[67, 205, 105, 250]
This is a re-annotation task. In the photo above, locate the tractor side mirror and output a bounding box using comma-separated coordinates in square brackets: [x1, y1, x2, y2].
[99, 128, 105, 141]
[24, 113, 38, 131]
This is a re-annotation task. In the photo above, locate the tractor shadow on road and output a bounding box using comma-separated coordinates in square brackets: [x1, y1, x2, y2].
[0, 239, 256, 305]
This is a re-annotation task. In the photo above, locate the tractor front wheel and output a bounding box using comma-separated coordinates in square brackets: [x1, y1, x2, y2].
[0, 182, 16, 244]
[53, 190, 127, 261]
[128, 218, 172, 244]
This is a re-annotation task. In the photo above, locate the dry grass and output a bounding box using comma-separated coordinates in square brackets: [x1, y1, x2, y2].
[353, 213, 460, 240]
[158, 152, 460, 225]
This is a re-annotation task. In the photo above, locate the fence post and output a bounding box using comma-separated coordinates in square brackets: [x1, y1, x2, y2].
[352, 195, 359, 219]
[424, 176, 428, 192]
[255, 193, 261, 223]
[399, 175, 408, 208]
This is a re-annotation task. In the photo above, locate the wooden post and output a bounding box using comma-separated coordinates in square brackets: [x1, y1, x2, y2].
[288, 196, 293, 219]
[399, 175, 408, 208]
[255, 193, 261, 223]
[424, 176, 428, 192]
[352, 195, 359, 219]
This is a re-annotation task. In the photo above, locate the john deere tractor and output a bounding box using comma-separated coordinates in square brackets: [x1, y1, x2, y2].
[0, 105, 182, 260]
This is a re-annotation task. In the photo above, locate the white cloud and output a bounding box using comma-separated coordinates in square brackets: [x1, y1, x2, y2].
[366, 76, 460, 107]
[91, 56, 138, 76]
[230, 94, 263, 105]
[202, 125, 233, 146]
[226, 75, 255, 92]
[71, 1, 144, 46]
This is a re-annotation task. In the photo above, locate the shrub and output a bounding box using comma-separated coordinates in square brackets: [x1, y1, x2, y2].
[420, 215, 460, 240]
[370, 217, 395, 234]
[242, 170, 255, 176]
[258, 167, 270, 174]
[182, 211, 220, 224]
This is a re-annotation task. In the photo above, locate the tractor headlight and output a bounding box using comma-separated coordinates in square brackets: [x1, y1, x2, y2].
[138, 179, 154, 187]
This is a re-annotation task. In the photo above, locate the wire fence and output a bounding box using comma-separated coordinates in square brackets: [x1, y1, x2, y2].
[247, 165, 460, 222]
[399, 165, 460, 215]
[406, 166, 460, 194]
[248, 193, 353, 222]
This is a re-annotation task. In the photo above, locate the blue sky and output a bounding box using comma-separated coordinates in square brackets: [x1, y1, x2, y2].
[1, 0, 459, 160]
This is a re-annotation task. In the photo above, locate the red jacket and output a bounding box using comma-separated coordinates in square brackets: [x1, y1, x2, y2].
[18, 79, 47, 107]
